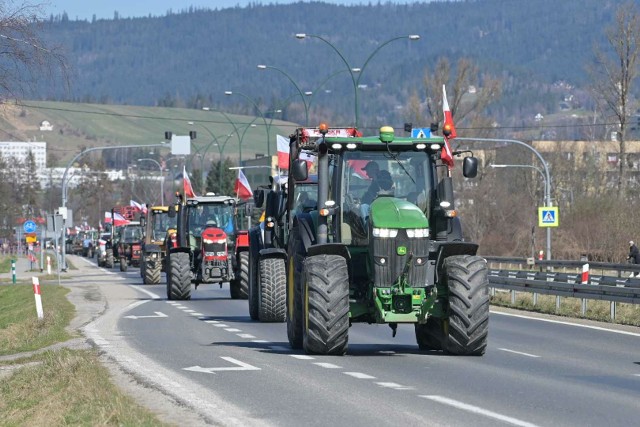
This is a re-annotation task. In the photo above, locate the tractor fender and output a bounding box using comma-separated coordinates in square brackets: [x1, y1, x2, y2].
[258, 247, 287, 260]
[236, 230, 249, 249]
[293, 213, 316, 253]
[169, 247, 191, 256]
[448, 217, 464, 242]
[433, 241, 479, 284]
[307, 243, 351, 261]
[248, 225, 264, 261]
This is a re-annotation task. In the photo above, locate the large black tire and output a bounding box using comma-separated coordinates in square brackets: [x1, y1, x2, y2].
[105, 249, 114, 269]
[286, 225, 305, 348]
[443, 255, 490, 356]
[248, 250, 259, 320]
[258, 257, 286, 322]
[144, 260, 161, 284]
[230, 252, 249, 299]
[167, 252, 191, 300]
[303, 254, 349, 355]
[415, 317, 445, 351]
[120, 257, 128, 272]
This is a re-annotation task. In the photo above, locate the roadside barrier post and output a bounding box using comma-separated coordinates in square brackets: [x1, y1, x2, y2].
[11, 259, 16, 284]
[47, 255, 51, 275]
[580, 263, 589, 315]
[32, 277, 44, 319]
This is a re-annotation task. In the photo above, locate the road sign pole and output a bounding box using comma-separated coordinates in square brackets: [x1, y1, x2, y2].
[11, 259, 16, 284]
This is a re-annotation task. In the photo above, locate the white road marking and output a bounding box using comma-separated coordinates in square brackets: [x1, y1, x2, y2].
[376, 382, 414, 390]
[314, 362, 342, 369]
[491, 310, 640, 337]
[129, 286, 161, 299]
[205, 320, 219, 324]
[268, 345, 290, 352]
[224, 328, 241, 332]
[124, 312, 168, 320]
[498, 348, 541, 358]
[251, 340, 270, 344]
[343, 372, 376, 379]
[290, 355, 315, 360]
[377, 350, 396, 355]
[190, 312, 204, 316]
[175, 305, 186, 309]
[125, 300, 149, 311]
[183, 309, 196, 313]
[420, 395, 539, 427]
[237, 333, 256, 339]
[213, 324, 229, 328]
[165, 301, 179, 305]
[183, 357, 261, 374]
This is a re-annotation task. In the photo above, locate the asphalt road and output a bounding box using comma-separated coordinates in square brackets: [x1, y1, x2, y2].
[75, 256, 640, 427]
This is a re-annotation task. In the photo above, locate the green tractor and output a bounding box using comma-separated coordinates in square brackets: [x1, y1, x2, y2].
[285, 125, 489, 356]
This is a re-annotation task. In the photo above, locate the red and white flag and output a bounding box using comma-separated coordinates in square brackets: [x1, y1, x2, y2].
[183, 166, 196, 198]
[277, 134, 290, 169]
[104, 211, 112, 224]
[113, 212, 130, 227]
[130, 200, 147, 213]
[441, 84, 456, 169]
[234, 169, 253, 200]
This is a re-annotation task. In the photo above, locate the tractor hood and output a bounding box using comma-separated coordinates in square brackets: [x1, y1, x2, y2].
[369, 197, 429, 229]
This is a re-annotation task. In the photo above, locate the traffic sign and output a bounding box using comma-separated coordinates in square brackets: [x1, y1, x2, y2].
[23, 220, 37, 233]
[25, 235, 37, 243]
[411, 128, 431, 138]
[538, 207, 559, 227]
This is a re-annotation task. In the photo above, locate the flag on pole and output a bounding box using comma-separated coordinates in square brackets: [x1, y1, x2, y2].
[104, 211, 112, 224]
[277, 134, 290, 169]
[441, 84, 456, 169]
[234, 169, 253, 200]
[113, 212, 130, 226]
[183, 166, 196, 198]
[130, 200, 147, 214]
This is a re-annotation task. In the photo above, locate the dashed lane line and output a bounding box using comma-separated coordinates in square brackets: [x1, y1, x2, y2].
[213, 324, 229, 328]
[498, 348, 541, 358]
[420, 395, 539, 427]
[376, 382, 414, 390]
[237, 334, 256, 339]
[314, 362, 342, 369]
[224, 328, 241, 332]
[251, 340, 270, 344]
[343, 372, 377, 379]
[290, 355, 315, 360]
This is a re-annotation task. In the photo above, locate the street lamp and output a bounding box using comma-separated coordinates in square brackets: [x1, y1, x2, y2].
[225, 90, 272, 160]
[137, 158, 164, 205]
[257, 64, 313, 125]
[295, 33, 420, 128]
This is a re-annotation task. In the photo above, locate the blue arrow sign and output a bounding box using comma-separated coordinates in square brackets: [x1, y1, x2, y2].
[23, 220, 37, 233]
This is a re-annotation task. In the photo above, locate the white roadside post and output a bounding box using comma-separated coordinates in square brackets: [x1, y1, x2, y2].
[32, 277, 44, 320]
[47, 255, 51, 275]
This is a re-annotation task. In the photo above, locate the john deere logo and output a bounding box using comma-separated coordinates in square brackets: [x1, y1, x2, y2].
[397, 246, 407, 256]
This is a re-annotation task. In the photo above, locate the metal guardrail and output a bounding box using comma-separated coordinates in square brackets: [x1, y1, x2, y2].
[483, 256, 640, 319]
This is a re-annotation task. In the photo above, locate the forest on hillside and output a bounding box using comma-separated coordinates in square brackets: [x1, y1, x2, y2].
[33, 0, 632, 137]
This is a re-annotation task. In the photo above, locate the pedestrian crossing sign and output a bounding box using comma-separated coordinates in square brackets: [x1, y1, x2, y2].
[411, 128, 431, 138]
[538, 206, 559, 227]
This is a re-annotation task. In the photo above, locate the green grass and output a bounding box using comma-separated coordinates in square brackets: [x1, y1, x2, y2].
[0, 284, 74, 356]
[0, 256, 13, 274]
[2, 100, 298, 165]
[0, 349, 169, 426]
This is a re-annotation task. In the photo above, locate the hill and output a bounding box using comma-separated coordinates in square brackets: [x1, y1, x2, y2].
[0, 101, 298, 167]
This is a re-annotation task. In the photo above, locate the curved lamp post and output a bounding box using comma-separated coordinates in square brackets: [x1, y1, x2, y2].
[225, 90, 272, 159]
[295, 33, 420, 128]
[137, 158, 164, 205]
[257, 64, 312, 125]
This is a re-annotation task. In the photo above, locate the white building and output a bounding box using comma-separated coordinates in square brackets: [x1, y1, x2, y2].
[0, 141, 47, 169]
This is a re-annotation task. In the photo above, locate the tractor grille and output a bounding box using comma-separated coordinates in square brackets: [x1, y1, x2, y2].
[372, 231, 429, 287]
[203, 242, 226, 257]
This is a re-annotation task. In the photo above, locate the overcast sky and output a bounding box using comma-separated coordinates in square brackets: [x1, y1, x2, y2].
[42, 1, 422, 20]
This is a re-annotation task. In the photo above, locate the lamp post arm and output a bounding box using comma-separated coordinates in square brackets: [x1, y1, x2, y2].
[356, 35, 412, 86]
[262, 65, 309, 125]
[307, 68, 349, 113]
[228, 91, 271, 158]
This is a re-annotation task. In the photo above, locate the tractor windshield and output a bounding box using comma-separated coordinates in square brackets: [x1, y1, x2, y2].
[187, 203, 235, 236]
[152, 212, 176, 241]
[340, 150, 434, 246]
[121, 226, 143, 243]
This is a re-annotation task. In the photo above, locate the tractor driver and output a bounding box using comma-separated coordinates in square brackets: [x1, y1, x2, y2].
[361, 162, 394, 205]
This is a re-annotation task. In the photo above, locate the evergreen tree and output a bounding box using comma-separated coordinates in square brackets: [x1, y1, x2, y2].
[206, 157, 235, 196]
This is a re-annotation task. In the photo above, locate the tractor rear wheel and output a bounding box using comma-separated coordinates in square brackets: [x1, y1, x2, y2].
[120, 257, 128, 272]
[443, 255, 489, 356]
[415, 317, 445, 351]
[105, 249, 114, 268]
[167, 252, 191, 300]
[144, 260, 161, 284]
[303, 254, 349, 355]
[258, 257, 286, 322]
[230, 252, 249, 299]
[248, 251, 259, 320]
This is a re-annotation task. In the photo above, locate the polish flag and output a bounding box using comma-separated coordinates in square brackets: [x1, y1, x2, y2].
[104, 211, 112, 224]
[113, 212, 130, 226]
[277, 134, 290, 169]
[234, 169, 253, 200]
[130, 200, 147, 214]
[183, 166, 196, 198]
[441, 84, 456, 169]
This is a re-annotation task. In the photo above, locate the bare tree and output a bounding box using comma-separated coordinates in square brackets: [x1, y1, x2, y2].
[0, 1, 68, 100]
[588, 2, 640, 196]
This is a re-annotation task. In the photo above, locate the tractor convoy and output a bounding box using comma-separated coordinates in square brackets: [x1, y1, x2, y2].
[88, 122, 489, 356]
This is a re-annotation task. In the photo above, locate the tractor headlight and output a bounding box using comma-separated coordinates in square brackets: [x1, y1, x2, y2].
[203, 238, 214, 244]
[372, 228, 398, 238]
[406, 228, 430, 238]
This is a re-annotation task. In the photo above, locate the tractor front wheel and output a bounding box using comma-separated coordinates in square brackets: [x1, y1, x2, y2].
[167, 252, 191, 300]
[443, 255, 489, 356]
[105, 249, 114, 268]
[144, 260, 161, 284]
[415, 317, 445, 351]
[230, 251, 249, 299]
[258, 257, 286, 322]
[303, 254, 349, 355]
[248, 251, 259, 320]
[120, 257, 128, 272]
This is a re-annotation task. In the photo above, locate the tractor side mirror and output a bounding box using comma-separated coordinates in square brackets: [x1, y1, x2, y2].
[463, 156, 478, 178]
[254, 190, 265, 208]
[291, 159, 308, 182]
[140, 215, 146, 228]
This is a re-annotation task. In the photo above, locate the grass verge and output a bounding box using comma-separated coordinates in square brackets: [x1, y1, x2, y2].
[0, 256, 14, 274]
[491, 291, 640, 326]
[0, 349, 168, 426]
[0, 284, 74, 356]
